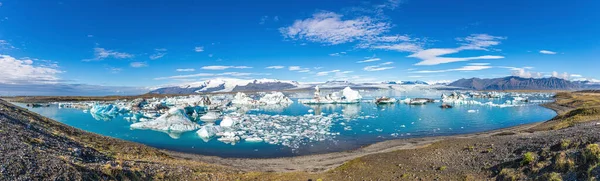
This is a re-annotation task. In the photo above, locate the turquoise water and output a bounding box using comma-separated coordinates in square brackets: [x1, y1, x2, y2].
[14, 92, 557, 158]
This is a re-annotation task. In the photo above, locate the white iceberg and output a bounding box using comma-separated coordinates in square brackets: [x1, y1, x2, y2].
[259, 92, 293, 104]
[231, 92, 257, 105]
[200, 111, 221, 121]
[130, 107, 200, 133]
[219, 116, 238, 127]
[342, 87, 362, 102]
[196, 124, 222, 140]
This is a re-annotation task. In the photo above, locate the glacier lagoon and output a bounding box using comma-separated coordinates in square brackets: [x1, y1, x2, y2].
[15, 90, 557, 158]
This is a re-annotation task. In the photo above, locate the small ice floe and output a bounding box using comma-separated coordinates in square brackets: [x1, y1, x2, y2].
[219, 116, 239, 128]
[375, 97, 397, 104]
[400, 125, 406, 128]
[375, 128, 383, 132]
[259, 92, 293, 104]
[245, 137, 263, 142]
[467, 110, 478, 113]
[196, 124, 222, 141]
[308, 109, 314, 113]
[200, 111, 221, 122]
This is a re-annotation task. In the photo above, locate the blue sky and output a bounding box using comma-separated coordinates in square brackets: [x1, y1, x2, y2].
[0, 0, 599, 88]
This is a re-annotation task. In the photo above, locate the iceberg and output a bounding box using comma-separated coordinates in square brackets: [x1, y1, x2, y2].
[231, 92, 257, 105]
[196, 124, 222, 140]
[259, 92, 293, 104]
[89, 103, 127, 121]
[200, 111, 221, 121]
[341, 87, 362, 102]
[130, 107, 200, 133]
[220, 116, 238, 127]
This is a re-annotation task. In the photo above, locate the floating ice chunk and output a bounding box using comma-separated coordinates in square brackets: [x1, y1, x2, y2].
[217, 131, 240, 142]
[375, 97, 396, 104]
[90, 103, 126, 120]
[220, 116, 238, 127]
[467, 110, 477, 113]
[196, 124, 222, 140]
[245, 137, 263, 142]
[130, 107, 200, 133]
[342, 87, 362, 102]
[231, 92, 257, 105]
[308, 109, 314, 113]
[259, 92, 293, 104]
[200, 111, 221, 121]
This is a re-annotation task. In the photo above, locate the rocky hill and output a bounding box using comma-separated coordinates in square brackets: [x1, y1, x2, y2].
[449, 76, 580, 90]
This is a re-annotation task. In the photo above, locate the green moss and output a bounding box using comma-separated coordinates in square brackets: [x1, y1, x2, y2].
[540, 172, 562, 181]
[498, 168, 519, 181]
[554, 152, 574, 172]
[560, 139, 571, 150]
[438, 166, 447, 171]
[521, 152, 537, 166]
[584, 144, 600, 164]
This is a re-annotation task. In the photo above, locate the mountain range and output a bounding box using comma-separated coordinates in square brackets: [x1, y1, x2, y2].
[448, 76, 600, 90]
[147, 76, 600, 94]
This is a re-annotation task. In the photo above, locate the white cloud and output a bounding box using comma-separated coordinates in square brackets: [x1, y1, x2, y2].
[107, 67, 122, 74]
[329, 52, 347, 56]
[356, 58, 381, 63]
[201, 65, 252, 70]
[288, 66, 310, 72]
[363, 62, 395, 71]
[316, 69, 353, 76]
[288, 66, 302, 71]
[280, 12, 391, 45]
[265, 65, 285, 69]
[552, 71, 570, 80]
[149, 48, 167, 60]
[155, 73, 215, 80]
[372, 42, 422, 52]
[176, 68, 195, 72]
[539, 50, 557, 55]
[456, 34, 505, 50]
[413, 65, 492, 73]
[0, 40, 16, 49]
[0, 54, 63, 84]
[208, 54, 213, 57]
[130, 62, 148, 68]
[503, 67, 543, 78]
[83, 47, 134, 61]
[409, 34, 505, 66]
[571, 74, 582, 78]
[154, 72, 269, 80]
[259, 16, 268, 25]
[194, 46, 204, 52]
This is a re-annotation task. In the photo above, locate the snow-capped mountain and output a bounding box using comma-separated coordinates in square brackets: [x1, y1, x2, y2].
[149, 78, 300, 94]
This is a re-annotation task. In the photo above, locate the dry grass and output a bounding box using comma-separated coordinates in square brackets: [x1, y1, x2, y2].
[530, 92, 600, 131]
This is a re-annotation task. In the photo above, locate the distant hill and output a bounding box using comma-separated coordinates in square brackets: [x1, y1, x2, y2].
[448, 76, 580, 90]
